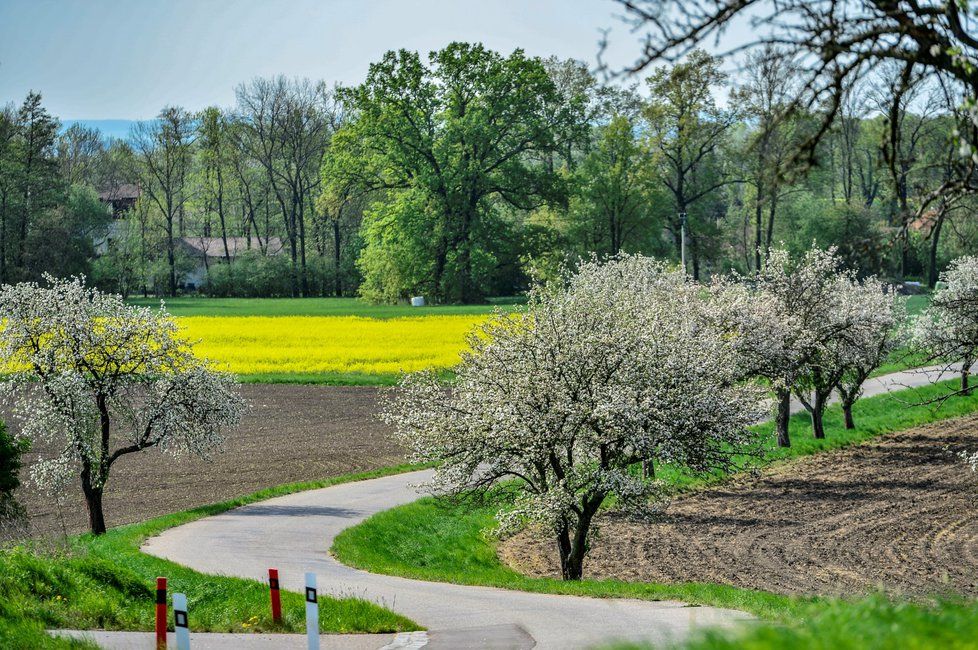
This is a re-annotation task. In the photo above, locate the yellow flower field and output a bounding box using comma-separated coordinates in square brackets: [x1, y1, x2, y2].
[178, 315, 487, 377]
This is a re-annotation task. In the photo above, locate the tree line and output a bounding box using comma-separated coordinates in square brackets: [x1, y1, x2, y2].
[2, 42, 976, 301]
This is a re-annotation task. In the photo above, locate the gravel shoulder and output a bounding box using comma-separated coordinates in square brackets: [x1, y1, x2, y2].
[501, 414, 978, 598]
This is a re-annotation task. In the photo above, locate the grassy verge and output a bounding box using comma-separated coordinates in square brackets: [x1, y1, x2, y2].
[127, 296, 520, 318]
[1, 464, 424, 649]
[605, 596, 978, 650]
[332, 379, 978, 621]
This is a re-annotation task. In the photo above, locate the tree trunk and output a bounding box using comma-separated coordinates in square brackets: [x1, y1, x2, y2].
[298, 195, 309, 297]
[927, 211, 945, 289]
[963, 359, 973, 397]
[556, 523, 575, 580]
[332, 219, 342, 297]
[811, 404, 825, 439]
[753, 187, 763, 272]
[776, 388, 791, 448]
[555, 495, 602, 581]
[811, 391, 826, 439]
[166, 209, 177, 297]
[80, 465, 107, 535]
[842, 401, 855, 430]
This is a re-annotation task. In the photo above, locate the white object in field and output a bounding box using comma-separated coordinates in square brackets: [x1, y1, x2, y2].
[173, 592, 190, 650]
[305, 572, 320, 650]
[411, 296, 425, 307]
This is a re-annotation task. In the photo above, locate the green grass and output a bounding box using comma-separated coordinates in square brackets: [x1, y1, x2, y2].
[905, 293, 931, 316]
[605, 596, 978, 649]
[236, 369, 456, 387]
[331, 379, 978, 621]
[869, 293, 931, 376]
[127, 296, 521, 318]
[0, 464, 424, 649]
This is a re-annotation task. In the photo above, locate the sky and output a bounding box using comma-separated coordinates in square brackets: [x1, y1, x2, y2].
[0, 0, 680, 120]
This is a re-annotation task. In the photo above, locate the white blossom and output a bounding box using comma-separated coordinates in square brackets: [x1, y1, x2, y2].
[915, 256, 978, 395]
[385, 255, 767, 580]
[0, 275, 245, 534]
[711, 245, 898, 443]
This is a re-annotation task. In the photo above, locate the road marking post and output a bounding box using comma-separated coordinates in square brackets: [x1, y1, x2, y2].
[155, 577, 167, 650]
[305, 572, 319, 650]
[173, 592, 190, 650]
[269, 568, 282, 623]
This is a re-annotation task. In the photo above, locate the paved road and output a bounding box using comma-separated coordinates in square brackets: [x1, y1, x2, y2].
[142, 469, 748, 649]
[124, 363, 972, 650]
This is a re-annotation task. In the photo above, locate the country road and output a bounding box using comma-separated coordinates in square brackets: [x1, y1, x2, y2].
[62, 363, 974, 649]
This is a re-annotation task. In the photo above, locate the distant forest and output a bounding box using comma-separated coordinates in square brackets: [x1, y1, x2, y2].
[1, 43, 976, 302]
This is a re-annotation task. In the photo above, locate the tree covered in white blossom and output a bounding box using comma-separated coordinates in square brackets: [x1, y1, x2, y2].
[385, 255, 766, 580]
[794, 275, 903, 437]
[835, 283, 905, 430]
[915, 256, 978, 396]
[713, 246, 868, 446]
[0, 276, 244, 534]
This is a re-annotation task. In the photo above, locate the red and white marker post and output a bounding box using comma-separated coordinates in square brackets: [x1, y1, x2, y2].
[268, 568, 282, 623]
[155, 577, 168, 649]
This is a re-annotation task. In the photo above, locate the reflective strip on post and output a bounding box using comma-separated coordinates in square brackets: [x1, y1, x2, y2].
[155, 577, 167, 650]
[305, 572, 319, 650]
[269, 568, 282, 623]
[173, 592, 190, 650]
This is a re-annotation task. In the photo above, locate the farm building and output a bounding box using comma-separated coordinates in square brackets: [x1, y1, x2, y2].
[94, 183, 141, 254]
[178, 236, 285, 289]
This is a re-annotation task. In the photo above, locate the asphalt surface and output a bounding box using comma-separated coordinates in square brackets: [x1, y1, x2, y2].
[141, 469, 751, 649]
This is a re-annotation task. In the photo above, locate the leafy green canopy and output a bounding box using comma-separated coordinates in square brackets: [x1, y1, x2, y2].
[323, 43, 584, 303]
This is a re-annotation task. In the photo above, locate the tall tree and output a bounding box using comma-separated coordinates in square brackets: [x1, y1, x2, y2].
[133, 107, 196, 296]
[56, 123, 105, 186]
[733, 47, 800, 270]
[571, 114, 655, 254]
[234, 77, 332, 296]
[11, 93, 61, 278]
[326, 43, 579, 303]
[198, 107, 233, 264]
[643, 50, 737, 279]
[0, 105, 18, 284]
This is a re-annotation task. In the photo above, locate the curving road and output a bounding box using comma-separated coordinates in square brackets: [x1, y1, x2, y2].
[138, 364, 973, 649]
[142, 469, 749, 649]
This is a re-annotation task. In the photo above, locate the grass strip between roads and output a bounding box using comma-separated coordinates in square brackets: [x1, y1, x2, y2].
[331, 380, 978, 630]
[0, 464, 424, 650]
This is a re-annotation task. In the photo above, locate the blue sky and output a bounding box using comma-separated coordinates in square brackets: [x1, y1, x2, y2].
[0, 0, 674, 120]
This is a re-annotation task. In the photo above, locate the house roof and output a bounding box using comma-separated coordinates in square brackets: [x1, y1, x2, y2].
[98, 184, 141, 201]
[179, 236, 285, 258]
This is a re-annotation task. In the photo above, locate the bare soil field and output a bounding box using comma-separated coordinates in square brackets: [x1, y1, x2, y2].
[502, 415, 978, 598]
[9, 385, 401, 538]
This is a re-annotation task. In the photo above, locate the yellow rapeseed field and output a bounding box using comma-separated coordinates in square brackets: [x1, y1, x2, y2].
[178, 315, 488, 376]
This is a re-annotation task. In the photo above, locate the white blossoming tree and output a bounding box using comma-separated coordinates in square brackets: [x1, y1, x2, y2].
[385, 256, 766, 580]
[794, 275, 903, 437]
[0, 276, 244, 534]
[835, 283, 905, 429]
[714, 246, 864, 446]
[916, 256, 978, 397]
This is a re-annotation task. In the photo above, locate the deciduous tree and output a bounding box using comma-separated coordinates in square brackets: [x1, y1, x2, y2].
[915, 255, 978, 395]
[385, 255, 765, 580]
[0, 276, 244, 534]
[327, 43, 579, 303]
